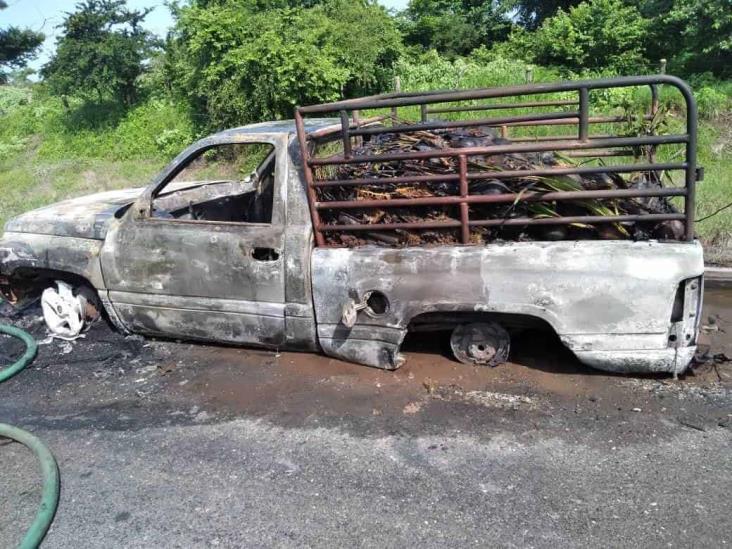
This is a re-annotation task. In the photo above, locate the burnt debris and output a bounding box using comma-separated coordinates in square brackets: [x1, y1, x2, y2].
[314, 126, 683, 248]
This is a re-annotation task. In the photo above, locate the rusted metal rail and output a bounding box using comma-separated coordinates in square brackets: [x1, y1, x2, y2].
[295, 75, 699, 247]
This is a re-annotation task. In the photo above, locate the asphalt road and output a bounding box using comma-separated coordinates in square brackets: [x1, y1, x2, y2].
[1, 289, 730, 548]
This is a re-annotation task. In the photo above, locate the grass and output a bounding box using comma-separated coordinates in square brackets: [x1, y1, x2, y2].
[0, 154, 166, 225]
[0, 86, 192, 228]
[694, 117, 732, 262]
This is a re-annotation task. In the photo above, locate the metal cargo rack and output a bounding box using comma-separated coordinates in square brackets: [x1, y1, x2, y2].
[295, 75, 700, 247]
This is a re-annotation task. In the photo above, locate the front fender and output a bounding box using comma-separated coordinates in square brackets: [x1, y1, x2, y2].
[0, 232, 105, 289]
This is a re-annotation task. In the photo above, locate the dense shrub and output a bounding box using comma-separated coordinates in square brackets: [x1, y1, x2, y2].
[521, 0, 649, 73]
[0, 84, 30, 114]
[398, 0, 512, 58]
[640, 0, 732, 79]
[693, 87, 732, 120]
[395, 50, 563, 91]
[166, 0, 403, 130]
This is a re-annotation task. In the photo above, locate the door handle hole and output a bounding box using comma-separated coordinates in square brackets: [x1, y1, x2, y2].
[252, 247, 279, 261]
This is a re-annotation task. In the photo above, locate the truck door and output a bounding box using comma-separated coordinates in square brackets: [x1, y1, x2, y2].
[100, 136, 289, 347]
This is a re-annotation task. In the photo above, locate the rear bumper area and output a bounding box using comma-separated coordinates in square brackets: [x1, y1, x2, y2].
[562, 275, 703, 375]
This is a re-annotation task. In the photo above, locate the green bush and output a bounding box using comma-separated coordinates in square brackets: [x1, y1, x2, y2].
[693, 87, 731, 120]
[396, 50, 563, 92]
[395, 50, 732, 121]
[167, 0, 403, 131]
[0, 85, 31, 113]
[0, 136, 29, 157]
[522, 0, 649, 73]
[641, 0, 732, 79]
[110, 99, 194, 159]
[397, 0, 512, 58]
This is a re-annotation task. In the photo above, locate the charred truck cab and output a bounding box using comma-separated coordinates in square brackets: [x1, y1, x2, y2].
[0, 76, 704, 374]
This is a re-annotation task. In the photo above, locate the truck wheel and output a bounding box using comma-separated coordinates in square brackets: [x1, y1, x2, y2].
[450, 322, 510, 367]
[40, 281, 100, 340]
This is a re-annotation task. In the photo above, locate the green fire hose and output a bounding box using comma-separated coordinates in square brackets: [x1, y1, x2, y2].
[0, 324, 38, 383]
[0, 323, 60, 549]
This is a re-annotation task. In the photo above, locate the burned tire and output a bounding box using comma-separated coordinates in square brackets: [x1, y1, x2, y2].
[450, 322, 510, 367]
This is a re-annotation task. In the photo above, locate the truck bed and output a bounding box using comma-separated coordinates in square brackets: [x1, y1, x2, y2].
[295, 75, 700, 249]
[310, 239, 704, 374]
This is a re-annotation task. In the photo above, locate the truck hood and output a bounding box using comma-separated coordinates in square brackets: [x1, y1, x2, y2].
[3, 188, 144, 240]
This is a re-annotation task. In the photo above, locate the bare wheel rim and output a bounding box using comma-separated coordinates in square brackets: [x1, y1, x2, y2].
[450, 322, 510, 367]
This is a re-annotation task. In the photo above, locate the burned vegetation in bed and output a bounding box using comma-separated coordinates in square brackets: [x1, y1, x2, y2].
[313, 125, 684, 248]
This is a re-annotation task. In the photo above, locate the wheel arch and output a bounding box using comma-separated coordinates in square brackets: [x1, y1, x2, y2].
[1, 233, 105, 288]
[1, 267, 100, 307]
[405, 309, 559, 335]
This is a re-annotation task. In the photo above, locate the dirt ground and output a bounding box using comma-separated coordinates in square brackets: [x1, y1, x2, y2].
[0, 289, 730, 547]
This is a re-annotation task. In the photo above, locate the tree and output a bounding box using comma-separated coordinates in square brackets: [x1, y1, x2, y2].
[507, 0, 583, 30]
[527, 0, 649, 73]
[399, 0, 512, 57]
[189, 0, 323, 7]
[41, 0, 158, 106]
[0, 0, 45, 83]
[167, 0, 403, 129]
[640, 0, 732, 77]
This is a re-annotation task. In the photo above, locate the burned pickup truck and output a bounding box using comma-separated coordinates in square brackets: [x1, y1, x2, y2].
[0, 76, 704, 374]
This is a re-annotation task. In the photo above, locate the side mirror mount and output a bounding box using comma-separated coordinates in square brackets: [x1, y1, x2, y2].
[131, 195, 152, 220]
